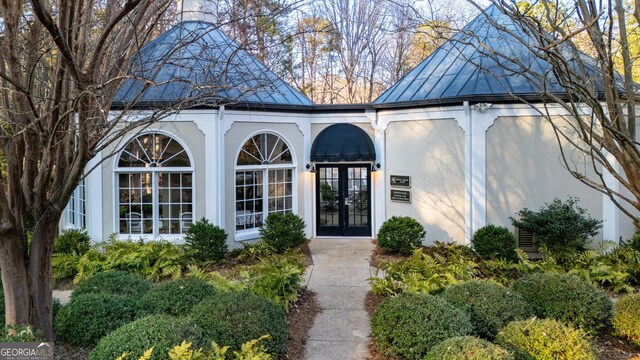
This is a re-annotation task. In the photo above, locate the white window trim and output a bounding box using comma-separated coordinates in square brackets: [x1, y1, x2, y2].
[234, 131, 298, 241]
[113, 131, 196, 241]
[64, 180, 86, 230]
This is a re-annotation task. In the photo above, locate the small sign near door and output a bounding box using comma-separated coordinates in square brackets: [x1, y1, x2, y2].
[390, 189, 411, 203]
[390, 175, 411, 188]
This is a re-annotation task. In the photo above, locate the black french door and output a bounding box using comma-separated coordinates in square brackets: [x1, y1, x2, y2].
[316, 164, 371, 237]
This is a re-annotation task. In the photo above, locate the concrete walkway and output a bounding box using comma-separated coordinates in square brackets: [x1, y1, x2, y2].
[304, 238, 374, 360]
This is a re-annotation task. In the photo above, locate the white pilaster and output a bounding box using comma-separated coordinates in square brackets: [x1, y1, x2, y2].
[194, 109, 221, 226]
[602, 152, 620, 241]
[86, 154, 103, 242]
[300, 121, 314, 239]
[369, 110, 388, 238]
[470, 107, 498, 239]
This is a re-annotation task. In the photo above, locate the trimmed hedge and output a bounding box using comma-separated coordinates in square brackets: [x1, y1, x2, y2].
[612, 293, 640, 347]
[442, 280, 532, 339]
[259, 212, 306, 253]
[471, 225, 518, 261]
[512, 273, 612, 332]
[71, 271, 152, 300]
[190, 291, 288, 354]
[138, 277, 217, 317]
[377, 216, 426, 254]
[89, 315, 204, 360]
[371, 293, 473, 360]
[424, 336, 514, 360]
[54, 293, 137, 346]
[496, 318, 596, 360]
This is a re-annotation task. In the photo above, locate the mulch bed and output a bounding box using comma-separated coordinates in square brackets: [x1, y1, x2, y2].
[282, 289, 321, 360]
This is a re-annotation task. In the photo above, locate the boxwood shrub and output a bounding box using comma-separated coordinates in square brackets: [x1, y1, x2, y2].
[442, 280, 532, 339]
[496, 318, 596, 360]
[370, 293, 473, 360]
[71, 271, 152, 300]
[259, 212, 306, 253]
[54, 293, 137, 346]
[190, 291, 287, 354]
[89, 315, 204, 360]
[471, 225, 518, 261]
[424, 336, 514, 360]
[512, 273, 612, 332]
[54, 228, 91, 255]
[612, 293, 640, 346]
[184, 218, 228, 262]
[138, 277, 217, 317]
[377, 216, 426, 254]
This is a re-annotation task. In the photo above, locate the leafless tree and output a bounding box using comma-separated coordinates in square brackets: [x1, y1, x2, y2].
[450, 0, 640, 227]
[0, 0, 274, 339]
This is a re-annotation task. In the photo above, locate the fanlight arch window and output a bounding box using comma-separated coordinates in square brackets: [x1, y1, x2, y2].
[235, 133, 295, 234]
[116, 133, 193, 237]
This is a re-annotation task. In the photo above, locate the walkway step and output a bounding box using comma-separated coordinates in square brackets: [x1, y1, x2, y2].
[303, 238, 373, 360]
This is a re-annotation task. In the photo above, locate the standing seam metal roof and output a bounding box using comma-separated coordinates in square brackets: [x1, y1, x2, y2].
[113, 21, 312, 107]
[374, 5, 607, 105]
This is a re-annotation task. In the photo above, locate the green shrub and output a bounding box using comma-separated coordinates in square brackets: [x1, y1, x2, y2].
[377, 216, 425, 254]
[612, 293, 640, 346]
[75, 239, 187, 283]
[442, 280, 532, 339]
[371, 293, 473, 360]
[52, 253, 80, 285]
[472, 225, 518, 261]
[190, 291, 288, 354]
[54, 228, 91, 255]
[72, 271, 152, 300]
[139, 277, 217, 316]
[184, 218, 228, 262]
[496, 318, 596, 360]
[259, 212, 306, 253]
[425, 336, 514, 360]
[622, 231, 640, 252]
[54, 293, 137, 346]
[510, 197, 601, 263]
[512, 273, 612, 332]
[89, 315, 204, 360]
[0, 325, 45, 342]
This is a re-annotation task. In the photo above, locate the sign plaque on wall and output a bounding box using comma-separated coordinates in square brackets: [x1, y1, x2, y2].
[390, 189, 411, 203]
[390, 175, 411, 188]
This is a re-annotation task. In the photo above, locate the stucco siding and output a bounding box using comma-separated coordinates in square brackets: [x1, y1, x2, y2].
[385, 119, 465, 244]
[486, 116, 602, 239]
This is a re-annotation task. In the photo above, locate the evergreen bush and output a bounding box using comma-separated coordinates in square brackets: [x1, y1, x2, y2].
[89, 315, 204, 360]
[424, 336, 514, 360]
[377, 216, 426, 254]
[190, 291, 288, 354]
[472, 225, 518, 261]
[370, 293, 472, 359]
[184, 218, 228, 262]
[496, 318, 596, 360]
[612, 293, 640, 347]
[54, 228, 91, 255]
[259, 212, 306, 253]
[138, 277, 217, 317]
[512, 273, 612, 332]
[442, 280, 532, 339]
[71, 270, 152, 300]
[54, 293, 137, 346]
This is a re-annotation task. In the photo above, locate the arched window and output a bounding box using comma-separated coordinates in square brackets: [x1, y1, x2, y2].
[116, 133, 193, 236]
[235, 133, 294, 234]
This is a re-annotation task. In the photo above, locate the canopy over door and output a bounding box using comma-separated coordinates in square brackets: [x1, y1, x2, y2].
[311, 124, 376, 162]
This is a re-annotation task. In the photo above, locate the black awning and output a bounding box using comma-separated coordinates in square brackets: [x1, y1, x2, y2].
[311, 124, 376, 162]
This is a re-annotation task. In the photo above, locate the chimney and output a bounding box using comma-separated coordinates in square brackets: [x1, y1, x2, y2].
[177, 0, 217, 23]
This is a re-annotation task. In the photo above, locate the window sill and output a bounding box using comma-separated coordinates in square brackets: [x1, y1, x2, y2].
[235, 230, 261, 242]
[116, 234, 186, 243]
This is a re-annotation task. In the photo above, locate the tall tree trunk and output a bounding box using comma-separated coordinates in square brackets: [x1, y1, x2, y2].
[28, 217, 57, 340]
[0, 231, 31, 328]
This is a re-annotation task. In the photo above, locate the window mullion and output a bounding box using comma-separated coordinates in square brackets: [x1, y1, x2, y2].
[263, 169, 268, 221]
[153, 170, 159, 238]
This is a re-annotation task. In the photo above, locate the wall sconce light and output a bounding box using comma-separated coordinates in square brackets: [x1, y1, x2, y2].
[306, 164, 316, 173]
[371, 163, 381, 172]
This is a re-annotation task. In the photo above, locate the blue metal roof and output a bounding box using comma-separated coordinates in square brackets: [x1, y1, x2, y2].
[375, 5, 607, 105]
[113, 21, 312, 107]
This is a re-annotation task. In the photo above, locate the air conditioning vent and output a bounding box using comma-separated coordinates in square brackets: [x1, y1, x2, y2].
[515, 227, 539, 253]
